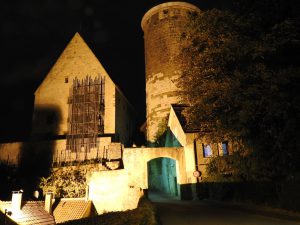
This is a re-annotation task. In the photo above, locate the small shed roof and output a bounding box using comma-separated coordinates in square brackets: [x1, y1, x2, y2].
[53, 198, 92, 224]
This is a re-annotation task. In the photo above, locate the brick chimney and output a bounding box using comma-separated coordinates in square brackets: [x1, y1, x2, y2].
[45, 192, 53, 215]
[12, 190, 23, 211]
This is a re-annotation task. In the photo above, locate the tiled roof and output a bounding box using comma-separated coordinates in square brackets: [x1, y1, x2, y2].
[0, 201, 55, 225]
[53, 198, 92, 224]
[172, 104, 200, 133]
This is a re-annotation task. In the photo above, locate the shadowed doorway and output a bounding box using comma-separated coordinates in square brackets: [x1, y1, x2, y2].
[147, 157, 179, 200]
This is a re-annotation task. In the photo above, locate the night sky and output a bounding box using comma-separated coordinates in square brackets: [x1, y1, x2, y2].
[0, 0, 230, 141]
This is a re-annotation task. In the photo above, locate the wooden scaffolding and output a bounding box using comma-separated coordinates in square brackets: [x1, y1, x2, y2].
[66, 76, 105, 154]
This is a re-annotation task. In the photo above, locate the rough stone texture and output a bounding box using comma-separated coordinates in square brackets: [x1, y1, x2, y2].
[142, 2, 200, 142]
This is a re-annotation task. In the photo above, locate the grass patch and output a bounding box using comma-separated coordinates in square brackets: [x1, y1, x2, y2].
[61, 197, 159, 225]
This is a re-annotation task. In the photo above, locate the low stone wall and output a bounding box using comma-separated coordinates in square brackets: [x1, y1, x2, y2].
[87, 169, 142, 214]
[0, 137, 122, 167]
[53, 139, 122, 163]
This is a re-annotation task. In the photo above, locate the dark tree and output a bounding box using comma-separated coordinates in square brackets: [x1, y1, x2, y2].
[179, 2, 300, 180]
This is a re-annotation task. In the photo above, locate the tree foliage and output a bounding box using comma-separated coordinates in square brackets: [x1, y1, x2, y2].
[180, 2, 300, 180]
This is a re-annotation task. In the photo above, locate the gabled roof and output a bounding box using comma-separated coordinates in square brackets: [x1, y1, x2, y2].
[35, 32, 131, 104]
[53, 198, 92, 224]
[0, 201, 55, 225]
[171, 104, 200, 133]
[35, 32, 112, 94]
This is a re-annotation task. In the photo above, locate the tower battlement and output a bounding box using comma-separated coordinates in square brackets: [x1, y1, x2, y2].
[141, 2, 200, 31]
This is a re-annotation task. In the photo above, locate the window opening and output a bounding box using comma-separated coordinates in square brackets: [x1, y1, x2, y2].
[203, 144, 213, 157]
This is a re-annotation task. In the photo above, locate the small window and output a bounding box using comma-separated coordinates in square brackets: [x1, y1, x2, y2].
[203, 144, 213, 157]
[65, 77, 68, 83]
[163, 9, 168, 14]
[218, 142, 228, 156]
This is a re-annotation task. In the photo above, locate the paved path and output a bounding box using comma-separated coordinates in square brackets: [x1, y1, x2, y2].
[148, 192, 300, 225]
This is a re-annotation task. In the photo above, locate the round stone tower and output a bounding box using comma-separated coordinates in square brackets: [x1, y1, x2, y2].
[141, 2, 200, 143]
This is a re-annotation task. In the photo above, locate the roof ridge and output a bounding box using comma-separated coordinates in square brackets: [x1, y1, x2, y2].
[60, 197, 89, 201]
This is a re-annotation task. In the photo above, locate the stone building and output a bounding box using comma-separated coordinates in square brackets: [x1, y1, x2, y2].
[31, 32, 136, 164]
[32, 32, 135, 147]
[0, 1, 236, 218]
[141, 2, 200, 143]
[0, 33, 135, 166]
[141, 2, 233, 197]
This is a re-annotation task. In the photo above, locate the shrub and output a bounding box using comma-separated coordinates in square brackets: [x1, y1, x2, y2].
[39, 166, 86, 198]
[61, 198, 159, 225]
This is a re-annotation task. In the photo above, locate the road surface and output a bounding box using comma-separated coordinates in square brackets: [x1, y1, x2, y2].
[149, 192, 300, 225]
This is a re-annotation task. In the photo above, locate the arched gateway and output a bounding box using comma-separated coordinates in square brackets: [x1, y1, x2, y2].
[148, 157, 179, 198]
[123, 147, 189, 199]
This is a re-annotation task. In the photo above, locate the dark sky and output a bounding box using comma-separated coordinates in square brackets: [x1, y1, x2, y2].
[0, 0, 230, 141]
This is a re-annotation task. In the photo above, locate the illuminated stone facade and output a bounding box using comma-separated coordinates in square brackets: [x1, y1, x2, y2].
[0, 3, 226, 216]
[141, 2, 200, 143]
[87, 169, 142, 214]
[32, 33, 135, 146]
[0, 33, 134, 168]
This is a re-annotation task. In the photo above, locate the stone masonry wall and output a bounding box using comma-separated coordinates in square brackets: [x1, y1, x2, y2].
[142, 2, 200, 142]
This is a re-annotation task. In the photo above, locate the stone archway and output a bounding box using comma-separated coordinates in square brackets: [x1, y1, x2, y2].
[123, 147, 187, 199]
